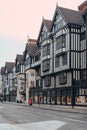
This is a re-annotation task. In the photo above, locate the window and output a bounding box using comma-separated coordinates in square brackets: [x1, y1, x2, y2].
[31, 81, 34, 87]
[16, 64, 20, 73]
[81, 31, 86, 41]
[42, 60, 50, 72]
[81, 70, 87, 79]
[44, 76, 51, 86]
[62, 53, 67, 65]
[56, 35, 66, 50]
[59, 72, 67, 84]
[36, 68, 41, 76]
[35, 54, 40, 62]
[36, 80, 39, 87]
[36, 79, 42, 87]
[43, 44, 50, 57]
[55, 56, 60, 68]
[25, 58, 31, 66]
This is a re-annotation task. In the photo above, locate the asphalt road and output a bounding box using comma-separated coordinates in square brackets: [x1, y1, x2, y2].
[0, 102, 87, 130]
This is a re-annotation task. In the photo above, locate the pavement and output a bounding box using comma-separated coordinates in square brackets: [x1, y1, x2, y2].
[4, 101, 87, 114]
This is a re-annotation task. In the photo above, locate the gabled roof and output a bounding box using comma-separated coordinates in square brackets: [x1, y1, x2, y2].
[5, 62, 14, 73]
[37, 18, 52, 43]
[51, 6, 84, 30]
[58, 7, 84, 25]
[44, 19, 52, 32]
[24, 39, 37, 59]
[1, 67, 5, 75]
[16, 54, 24, 65]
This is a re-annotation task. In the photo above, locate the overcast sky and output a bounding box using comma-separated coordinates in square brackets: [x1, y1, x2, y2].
[0, 0, 84, 68]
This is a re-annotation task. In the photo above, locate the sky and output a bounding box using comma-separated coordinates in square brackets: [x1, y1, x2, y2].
[0, 0, 84, 68]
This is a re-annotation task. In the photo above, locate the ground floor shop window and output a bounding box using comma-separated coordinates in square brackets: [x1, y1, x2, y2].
[67, 96, 72, 104]
[44, 97, 46, 104]
[34, 92, 38, 103]
[57, 96, 60, 104]
[56, 91, 60, 104]
[47, 91, 50, 104]
[66, 89, 72, 105]
[62, 96, 66, 104]
[75, 88, 87, 105]
[43, 91, 47, 104]
[47, 97, 50, 104]
[50, 91, 55, 104]
[38, 92, 43, 104]
[75, 96, 87, 105]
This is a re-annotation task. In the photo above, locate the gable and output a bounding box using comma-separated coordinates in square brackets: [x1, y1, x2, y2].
[39, 24, 49, 42]
[38, 19, 52, 44]
[5, 69, 7, 74]
[25, 53, 29, 60]
[52, 9, 66, 33]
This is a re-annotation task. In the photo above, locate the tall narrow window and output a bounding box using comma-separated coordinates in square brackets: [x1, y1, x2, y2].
[59, 72, 67, 84]
[43, 44, 50, 57]
[44, 76, 51, 86]
[42, 60, 50, 72]
[55, 56, 60, 68]
[56, 34, 66, 50]
[62, 53, 67, 65]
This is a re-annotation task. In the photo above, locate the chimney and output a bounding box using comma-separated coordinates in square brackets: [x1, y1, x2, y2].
[78, 0, 87, 13]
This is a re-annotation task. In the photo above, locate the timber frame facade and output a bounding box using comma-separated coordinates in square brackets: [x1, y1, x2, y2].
[29, 3, 87, 106]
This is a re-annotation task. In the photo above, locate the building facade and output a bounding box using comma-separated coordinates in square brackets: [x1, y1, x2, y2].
[24, 39, 37, 103]
[15, 54, 25, 102]
[29, 3, 87, 106]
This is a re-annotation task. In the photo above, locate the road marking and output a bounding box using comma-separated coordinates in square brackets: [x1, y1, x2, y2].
[0, 120, 66, 130]
[15, 120, 66, 130]
[0, 123, 18, 130]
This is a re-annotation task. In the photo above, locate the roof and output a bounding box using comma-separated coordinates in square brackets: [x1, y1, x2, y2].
[1, 67, 5, 75]
[24, 39, 37, 58]
[58, 6, 84, 25]
[51, 6, 84, 29]
[37, 18, 52, 43]
[44, 19, 52, 32]
[26, 43, 37, 56]
[5, 62, 14, 73]
[16, 54, 24, 64]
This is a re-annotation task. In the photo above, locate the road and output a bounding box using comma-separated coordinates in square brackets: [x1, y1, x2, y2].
[0, 102, 87, 130]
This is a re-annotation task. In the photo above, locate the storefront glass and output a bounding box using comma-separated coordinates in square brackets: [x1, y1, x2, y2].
[38, 92, 43, 104]
[47, 91, 50, 104]
[50, 91, 55, 104]
[34, 92, 38, 103]
[67, 89, 72, 105]
[75, 88, 87, 105]
[56, 91, 60, 104]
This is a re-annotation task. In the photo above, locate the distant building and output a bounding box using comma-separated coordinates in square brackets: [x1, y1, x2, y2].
[0, 69, 2, 98]
[15, 54, 25, 102]
[24, 39, 37, 103]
